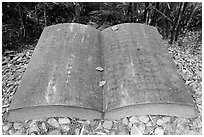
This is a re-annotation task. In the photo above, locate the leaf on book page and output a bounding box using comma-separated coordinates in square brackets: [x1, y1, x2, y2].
[99, 81, 106, 87]
[111, 25, 119, 31]
[96, 67, 104, 71]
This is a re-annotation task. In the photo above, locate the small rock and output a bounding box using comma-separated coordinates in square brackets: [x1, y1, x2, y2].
[117, 128, 128, 135]
[41, 122, 47, 132]
[184, 130, 201, 135]
[138, 123, 146, 134]
[2, 107, 6, 113]
[131, 125, 143, 135]
[176, 120, 188, 132]
[81, 129, 89, 135]
[59, 118, 70, 125]
[157, 119, 165, 126]
[139, 115, 149, 123]
[2, 130, 7, 135]
[61, 125, 70, 132]
[192, 118, 202, 128]
[154, 127, 164, 135]
[128, 123, 133, 128]
[3, 122, 12, 131]
[196, 97, 202, 105]
[12, 129, 25, 135]
[122, 117, 129, 125]
[27, 120, 36, 127]
[110, 130, 116, 135]
[103, 120, 113, 129]
[163, 117, 171, 123]
[13, 122, 22, 130]
[47, 118, 60, 128]
[30, 132, 38, 135]
[12, 130, 23, 135]
[8, 128, 15, 135]
[144, 126, 153, 135]
[129, 116, 139, 124]
[146, 121, 152, 127]
[29, 125, 39, 133]
[94, 122, 102, 130]
[82, 120, 90, 126]
[75, 128, 80, 135]
[47, 129, 62, 135]
[163, 122, 177, 134]
[117, 125, 128, 135]
[94, 131, 106, 135]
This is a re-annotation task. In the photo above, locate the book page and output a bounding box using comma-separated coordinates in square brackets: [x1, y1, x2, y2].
[101, 23, 197, 119]
[8, 23, 103, 121]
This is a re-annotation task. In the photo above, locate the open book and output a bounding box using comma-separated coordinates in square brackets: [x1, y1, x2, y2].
[8, 23, 197, 122]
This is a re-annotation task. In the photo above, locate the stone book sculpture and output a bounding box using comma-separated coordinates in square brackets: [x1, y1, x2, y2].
[8, 23, 198, 122]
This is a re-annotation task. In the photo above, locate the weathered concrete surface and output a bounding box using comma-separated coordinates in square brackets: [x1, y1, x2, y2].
[8, 23, 103, 121]
[102, 23, 198, 119]
[8, 23, 198, 122]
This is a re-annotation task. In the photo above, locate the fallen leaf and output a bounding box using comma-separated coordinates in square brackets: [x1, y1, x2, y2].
[99, 81, 106, 87]
[96, 67, 103, 71]
[111, 25, 119, 31]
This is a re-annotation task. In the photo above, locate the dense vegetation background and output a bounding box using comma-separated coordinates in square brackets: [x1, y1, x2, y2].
[2, 2, 202, 52]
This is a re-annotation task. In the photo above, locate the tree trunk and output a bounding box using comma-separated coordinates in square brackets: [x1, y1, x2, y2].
[183, 3, 199, 34]
[43, 3, 47, 28]
[163, 3, 170, 39]
[132, 3, 136, 22]
[174, 2, 185, 42]
[170, 2, 183, 44]
[129, 2, 133, 22]
[151, 2, 159, 26]
[17, 3, 26, 38]
[143, 3, 149, 23]
[74, 2, 81, 23]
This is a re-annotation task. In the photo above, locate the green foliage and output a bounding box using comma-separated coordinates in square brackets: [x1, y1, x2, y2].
[2, 2, 202, 52]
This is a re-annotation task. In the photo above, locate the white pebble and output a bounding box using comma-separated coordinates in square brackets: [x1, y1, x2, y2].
[47, 129, 61, 135]
[146, 121, 152, 127]
[138, 123, 146, 134]
[129, 116, 139, 124]
[3, 123, 12, 131]
[13, 130, 24, 135]
[41, 122, 47, 132]
[128, 123, 133, 128]
[185, 130, 201, 135]
[131, 125, 143, 135]
[157, 119, 165, 126]
[163, 117, 171, 123]
[61, 125, 70, 132]
[122, 117, 129, 125]
[13, 122, 22, 130]
[75, 128, 80, 135]
[154, 127, 164, 135]
[139, 115, 149, 123]
[192, 118, 202, 128]
[59, 118, 70, 125]
[103, 120, 113, 129]
[8, 128, 15, 134]
[47, 118, 60, 128]
[29, 125, 39, 133]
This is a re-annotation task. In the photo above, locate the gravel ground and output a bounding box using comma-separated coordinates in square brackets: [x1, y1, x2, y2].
[2, 115, 202, 135]
[2, 40, 202, 135]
